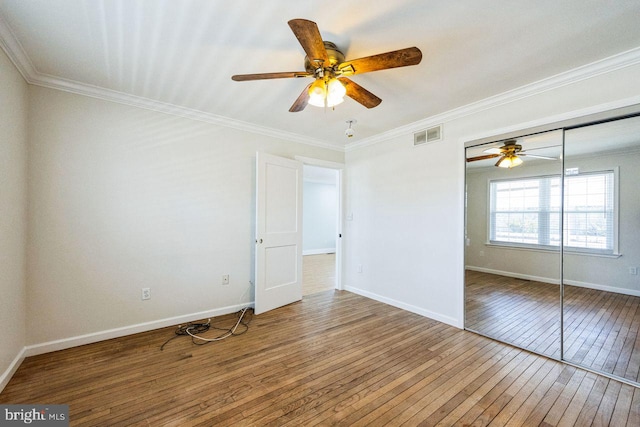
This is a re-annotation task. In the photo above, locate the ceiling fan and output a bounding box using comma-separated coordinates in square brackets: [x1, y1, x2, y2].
[231, 19, 422, 112]
[466, 139, 558, 168]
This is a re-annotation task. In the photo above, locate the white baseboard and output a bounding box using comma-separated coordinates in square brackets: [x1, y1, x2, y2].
[344, 286, 463, 329]
[303, 248, 336, 256]
[564, 279, 640, 297]
[24, 302, 253, 357]
[465, 266, 561, 285]
[0, 347, 26, 393]
[466, 266, 640, 297]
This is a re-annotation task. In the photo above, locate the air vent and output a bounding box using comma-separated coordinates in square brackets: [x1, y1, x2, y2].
[414, 124, 443, 146]
[413, 130, 427, 146]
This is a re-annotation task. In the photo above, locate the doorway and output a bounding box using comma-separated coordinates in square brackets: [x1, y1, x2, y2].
[302, 164, 339, 295]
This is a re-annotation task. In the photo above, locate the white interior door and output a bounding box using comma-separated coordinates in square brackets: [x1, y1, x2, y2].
[255, 152, 303, 315]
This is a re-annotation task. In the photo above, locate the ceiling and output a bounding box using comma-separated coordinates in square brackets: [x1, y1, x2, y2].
[2, 0, 640, 150]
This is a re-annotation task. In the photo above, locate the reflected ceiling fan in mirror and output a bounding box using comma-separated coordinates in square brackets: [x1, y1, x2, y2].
[231, 19, 422, 112]
[466, 139, 559, 168]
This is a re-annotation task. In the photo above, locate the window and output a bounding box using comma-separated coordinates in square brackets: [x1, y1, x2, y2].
[489, 171, 616, 254]
[489, 176, 561, 248]
[563, 172, 615, 252]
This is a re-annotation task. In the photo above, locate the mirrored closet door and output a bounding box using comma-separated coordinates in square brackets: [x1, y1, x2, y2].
[562, 115, 640, 385]
[464, 130, 564, 359]
[465, 113, 640, 387]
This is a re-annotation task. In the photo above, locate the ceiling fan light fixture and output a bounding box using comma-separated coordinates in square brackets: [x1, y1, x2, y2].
[327, 78, 346, 103]
[497, 154, 523, 168]
[326, 96, 344, 107]
[308, 79, 327, 107]
[308, 78, 346, 108]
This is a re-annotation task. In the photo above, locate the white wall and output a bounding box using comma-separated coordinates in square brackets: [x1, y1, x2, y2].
[303, 180, 337, 254]
[344, 62, 640, 328]
[25, 85, 343, 349]
[0, 48, 28, 389]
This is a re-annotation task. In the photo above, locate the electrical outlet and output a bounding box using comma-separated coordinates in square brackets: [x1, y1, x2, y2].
[141, 288, 150, 300]
[630, 267, 638, 276]
[222, 274, 230, 285]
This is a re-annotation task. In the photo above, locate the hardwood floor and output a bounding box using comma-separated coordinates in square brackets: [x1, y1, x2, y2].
[2, 290, 639, 426]
[303, 253, 335, 295]
[466, 270, 640, 385]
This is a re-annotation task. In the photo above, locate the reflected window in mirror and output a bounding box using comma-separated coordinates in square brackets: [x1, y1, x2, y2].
[489, 175, 561, 249]
[487, 170, 618, 256]
[564, 170, 617, 255]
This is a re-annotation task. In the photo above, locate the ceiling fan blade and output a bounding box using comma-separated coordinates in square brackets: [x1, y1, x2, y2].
[232, 71, 311, 81]
[288, 19, 329, 67]
[521, 145, 562, 152]
[338, 77, 382, 109]
[495, 157, 506, 167]
[466, 154, 501, 162]
[289, 83, 312, 112]
[338, 47, 422, 75]
[519, 154, 558, 160]
[483, 147, 503, 154]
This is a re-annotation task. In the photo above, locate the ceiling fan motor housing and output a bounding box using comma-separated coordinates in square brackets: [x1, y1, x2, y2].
[304, 41, 345, 77]
[502, 140, 522, 153]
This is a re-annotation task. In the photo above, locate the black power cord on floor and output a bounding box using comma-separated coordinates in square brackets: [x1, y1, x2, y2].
[160, 307, 254, 351]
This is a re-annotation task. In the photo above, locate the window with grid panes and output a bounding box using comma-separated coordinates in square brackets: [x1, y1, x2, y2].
[489, 171, 615, 254]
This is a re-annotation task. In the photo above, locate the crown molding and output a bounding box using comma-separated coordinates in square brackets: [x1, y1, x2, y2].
[345, 46, 640, 152]
[32, 72, 344, 151]
[460, 95, 640, 147]
[0, 13, 37, 83]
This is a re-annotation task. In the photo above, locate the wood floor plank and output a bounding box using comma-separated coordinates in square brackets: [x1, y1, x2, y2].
[433, 349, 529, 426]
[503, 362, 569, 426]
[314, 333, 490, 426]
[396, 343, 518, 425]
[540, 368, 589, 426]
[627, 387, 640, 427]
[572, 375, 609, 426]
[469, 356, 549, 426]
[591, 379, 622, 427]
[277, 324, 451, 426]
[522, 366, 577, 426]
[338, 339, 502, 426]
[556, 372, 599, 427]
